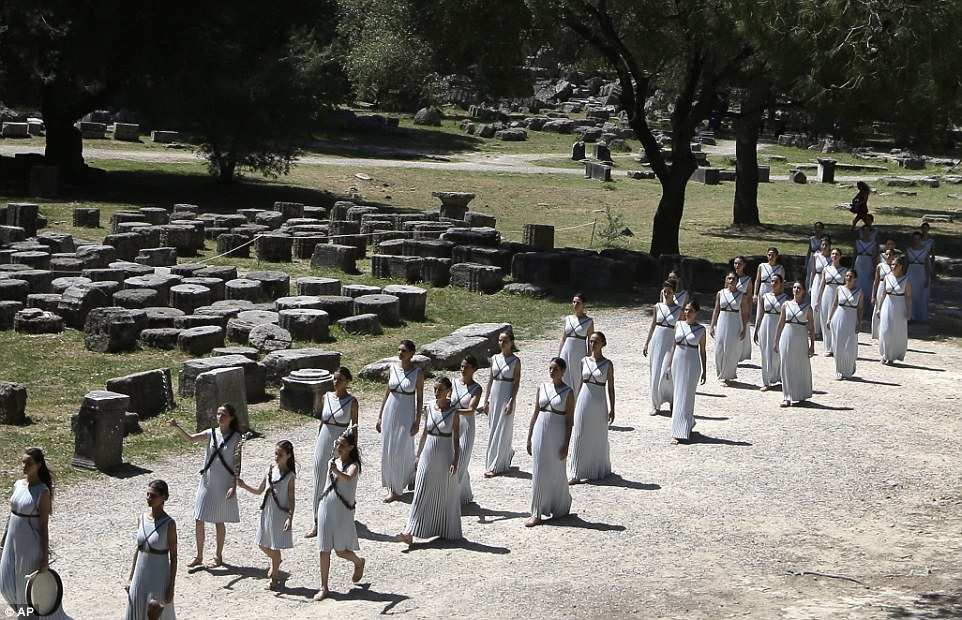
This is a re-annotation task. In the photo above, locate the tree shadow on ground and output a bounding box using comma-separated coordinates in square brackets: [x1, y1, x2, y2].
[310, 124, 483, 159]
[542, 513, 626, 531]
[329, 583, 411, 614]
[886, 591, 962, 619]
[461, 503, 529, 524]
[589, 474, 660, 491]
[686, 431, 752, 446]
[401, 537, 510, 555]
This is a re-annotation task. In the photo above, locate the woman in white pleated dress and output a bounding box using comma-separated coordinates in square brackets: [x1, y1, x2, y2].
[569, 332, 616, 484]
[666, 271, 689, 309]
[1, 448, 71, 620]
[453, 356, 482, 504]
[376, 339, 423, 502]
[810, 236, 831, 336]
[754, 273, 789, 391]
[124, 480, 177, 620]
[526, 358, 574, 527]
[710, 273, 749, 383]
[315, 427, 365, 601]
[906, 231, 930, 323]
[754, 247, 785, 301]
[237, 441, 296, 590]
[643, 281, 681, 415]
[483, 331, 521, 478]
[828, 270, 864, 380]
[399, 378, 461, 543]
[664, 301, 707, 444]
[805, 221, 826, 292]
[774, 281, 815, 407]
[169, 404, 240, 568]
[853, 215, 879, 317]
[306, 367, 358, 538]
[878, 256, 912, 365]
[817, 248, 847, 356]
[733, 256, 753, 361]
[558, 293, 593, 396]
[872, 245, 897, 339]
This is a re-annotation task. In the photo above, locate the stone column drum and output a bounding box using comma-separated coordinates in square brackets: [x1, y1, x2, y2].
[71, 390, 128, 470]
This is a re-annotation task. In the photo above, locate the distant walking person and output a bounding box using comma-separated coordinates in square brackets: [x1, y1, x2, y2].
[643, 281, 682, 415]
[850, 181, 871, 229]
[526, 358, 575, 527]
[906, 231, 930, 322]
[754, 274, 789, 391]
[483, 331, 521, 478]
[376, 340, 423, 503]
[664, 301, 707, 444]
[878, 256, 912, 365]
[710, 273, 749, 383]
[828, 270, 864, 380]
[124, 480, 177, 620]
[452, 356, 482, 504]
[569, 332, 615, 484]
[775, 281, 815, 407]
[558, 293, 593, 396]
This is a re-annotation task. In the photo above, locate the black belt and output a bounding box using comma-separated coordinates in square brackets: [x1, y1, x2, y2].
[427, 430, 452, 437]
[564, 333, 584, 339]
[788, 321, 807, 325]
[138, 544, 168, 555]
[656, 322, 672, 327]
[322, 419, 349, 428]
[840, 304, 858, 309]
[389, 389, 414, 395]
[720, 308, 739, 313]
[541, 408, 566, 416]
[492, 377, 513, 382]
[12, 510, 38, 518]
[889, 292, 905, 296]
[583, 379, 606, 386]
[675, 342, 698, 348]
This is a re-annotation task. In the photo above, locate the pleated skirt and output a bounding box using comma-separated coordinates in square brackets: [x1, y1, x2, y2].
[871, 280, 886, 339]
[1, 516, 72, 619]
[256, 497, 293, 550]
[569, 383, 611, 481]
[879, 296, 908, 362]
[819, 285, 838, 354]
[560, 337, 585, 396]
[406, 435, 462, 540]
[457, 414, 476, 504]
[312, 424, 341, 518]
[670, 346, 700, 440]
[484, 380, 515, 473]
[316, 477, 359, 552]
[855, 256, 875, 316]
[779, 324, 813, 402]
[530, 412, 572, 519]
[810, 273, 823, 336]
[714, 311, 742, 380]
[648, 325, 673, 413]
[381, 393, 416, 495]
[125, 553, 174, 620]
[831, 306, 858, 378]
[758, 313, 781, 386]
[908, 264, 927, 322]
[194, 470, 240, 523]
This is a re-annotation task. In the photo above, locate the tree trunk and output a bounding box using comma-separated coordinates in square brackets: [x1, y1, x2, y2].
[650, 164, 693, 256]
[732, 106, 762, 226]
[216, 152, 236, 184]
[41, 100, 86, 180]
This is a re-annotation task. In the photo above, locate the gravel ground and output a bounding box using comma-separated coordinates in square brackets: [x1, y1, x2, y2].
[44, 306, 962, 619]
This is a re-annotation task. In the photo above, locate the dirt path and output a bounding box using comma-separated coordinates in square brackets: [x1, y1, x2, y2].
[44, 307, 962, 619]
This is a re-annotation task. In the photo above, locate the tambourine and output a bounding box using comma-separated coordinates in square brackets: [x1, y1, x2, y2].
[26, 568, 64, 617]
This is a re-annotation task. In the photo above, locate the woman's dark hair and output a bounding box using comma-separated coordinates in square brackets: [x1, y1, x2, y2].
[686, 299, 701, 313]
[435, 376, 452, 391]
[462, 355, 478, 369]
[894, 255, 908, 271]
[573, 292, 587, 304]
[662, 279, 675, 293]
[148, 479, 169, 501]
[399, 339, 416, 353]
[498, 330, 518, 353]
[340, 426, 361, 470]
[847, 268, 858, 279]
[592, 331, 607, 346]
[921, 221, 930, 230]
[856, 181, 870, 192]
[814, 221, 824, 229]
[25, 447, 53, 509]
[768, 246, 779, 255]
[793, 280, 807, 291]
[550, 356, 567, 372]
[726, 270, 738, 282]
[821, 235, 832, 247]
[732, 256, 747, 270]
[771, 273, 783, 284]
[912, 230, 922, 238]
[335, 366, 353, 382]
[277, 440, 296, 476]
[219, 403, 239, 432]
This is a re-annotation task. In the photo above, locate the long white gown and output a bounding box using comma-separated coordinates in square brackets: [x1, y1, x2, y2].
[485, 353, 518, 474]
[1, 480, 71, 619]
[530, 383, 572, 519]
[818, 265, 847, 355]
[312, 392, 354, 520]
[854, 237, 877, 316]
[124, 513, 175, 620]
[406, 403, 461, 539]
[714, 289, 744, 381]
[315, 459, 359, 552]
[906, 247, 928, 322]
[736, 275, 753, 361]
[670, 323, 704, 440]
[831, 287, 861, 378]
[879, 273, 909, 363]
[255, 466, 294, 550]
[381, 365, 420, 496]
[569, 357, 611, 481]
[559, 315, 592, 395]
[805, 235, 823, 290]
[779, 301, 813, 403]
[453, 380, 482, 504]
[872, 262, 892, 339]
[811, 253, 829, 336]
[648, 302, 681, 414]
[758, 292, 789, 387]
[758, 263, 785, 298]
[194, 428, 240, 523]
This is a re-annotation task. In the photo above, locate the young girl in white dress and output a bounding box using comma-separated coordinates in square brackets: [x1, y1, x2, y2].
[810, 237, 832, 336]
[710, 272, 749, 383]
[817, 248, 847, 355]
[569, 332, 616, 484]
[452, 356, 482, 504]
[124, 480, 177, 620]
[376, 340, 423, 503]
[643, 281, 681, 415]
[558, 293, 593, 396]
[828, 270, 864, 379]
[526, 358, 575, 527]
[754, 273, 789, 390]
[775, 281, 816, 407]
[733, 256, 753, 361]
[1, 448, 71, 619]
[483, 331, 521, 478]
[399, 378, 462, 543]
[878, 256, 912, 365]
[169, 404, 241, 568]
[871, 245, 897, 339]
[754, 247, 785, 301]
[805, 221, 826, 291]
[853, 216, 879, 316]
[307, 367, 358, 538]
[314, 427, 365, 601]
[664, 301, 707, 444]
[237, 441, 296, 590]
